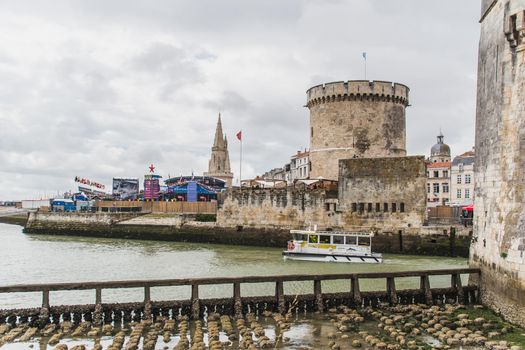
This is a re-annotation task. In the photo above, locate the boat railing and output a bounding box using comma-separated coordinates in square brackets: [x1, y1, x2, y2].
[291, 230, 375, 237]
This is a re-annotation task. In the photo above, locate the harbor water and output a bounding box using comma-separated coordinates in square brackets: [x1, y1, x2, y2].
[0, 223, 468, 310]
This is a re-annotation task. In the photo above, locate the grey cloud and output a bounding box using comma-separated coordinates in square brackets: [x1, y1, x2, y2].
[0, 0, 481, 199]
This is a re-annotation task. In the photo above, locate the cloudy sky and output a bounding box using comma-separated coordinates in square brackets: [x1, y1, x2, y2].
[0, 0, 481, 200]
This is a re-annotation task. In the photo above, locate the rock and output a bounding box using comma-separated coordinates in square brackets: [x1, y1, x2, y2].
[351, 340, 362, 348]
[327, 332, 336, 340]
[488, 331, 501, 338]
[474, 317, 485, 325]
[70, 346, 86, 350]
[377, 342, 387, 349]
[457, 314, 469, 320]
[53, 345, 68, 350]
[446, 338, 460, 346]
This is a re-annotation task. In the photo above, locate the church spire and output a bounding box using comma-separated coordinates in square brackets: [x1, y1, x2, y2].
[204, 113, 233, 187]
[213, 113, 225, 149]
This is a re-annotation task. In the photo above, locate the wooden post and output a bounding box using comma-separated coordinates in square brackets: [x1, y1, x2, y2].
[420, 275, 433, 305]
[351, 277, 362, 306]
[233, 282, 243, 319]
[42, 289, 50, 309]
[143, 286, 152, 321]
[275, 281, 285, 314]
[93, 288, 103, 327]
[452, 273, 465, 304]
[314, 279, 324, 312]
[191, 284, 200, 319]
[38, 289, 50, 328]
[386, 277, 398, 305]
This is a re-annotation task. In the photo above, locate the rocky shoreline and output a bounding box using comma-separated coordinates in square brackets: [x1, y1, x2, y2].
[1, 304, 523, 349]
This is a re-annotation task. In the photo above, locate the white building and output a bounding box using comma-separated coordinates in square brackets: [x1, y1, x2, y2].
[426, 133, 452, 206]
[450, 150, 475, 206]
[290, 150, 310, 182]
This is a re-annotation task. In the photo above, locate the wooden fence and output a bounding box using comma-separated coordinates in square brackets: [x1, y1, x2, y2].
[94, 201, 217, 214]
[0, 268, 480, 327]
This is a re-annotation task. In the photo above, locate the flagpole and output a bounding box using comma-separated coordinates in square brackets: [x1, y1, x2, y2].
[363, 52, 366, 80]
[239, 131, 243, 187]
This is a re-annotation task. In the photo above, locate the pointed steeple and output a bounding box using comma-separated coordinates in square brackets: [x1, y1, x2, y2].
[205, 113, 233, 187]
[213, 113, 225, 149]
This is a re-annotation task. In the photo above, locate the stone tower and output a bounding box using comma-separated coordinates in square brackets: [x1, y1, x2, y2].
[204, 114, 233, 187]
[471, 0, 525, 326]
[306, 80, 410, 180]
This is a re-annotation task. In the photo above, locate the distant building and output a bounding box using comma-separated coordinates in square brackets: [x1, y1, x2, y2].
[204, 114, 234, 187]
[450, 149, 475, 206]
[426, 161, 451, 206]
[429, 132, 451, 163]
[426, 133, 452, 206]
[290, 150, 310, 182]
[262, 167, 287, 181]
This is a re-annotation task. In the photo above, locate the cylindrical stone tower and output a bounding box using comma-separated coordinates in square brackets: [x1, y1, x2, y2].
[306, 80, 410, 180]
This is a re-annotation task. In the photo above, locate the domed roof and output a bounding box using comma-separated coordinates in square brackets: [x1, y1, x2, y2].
[431, 133, 450, 157]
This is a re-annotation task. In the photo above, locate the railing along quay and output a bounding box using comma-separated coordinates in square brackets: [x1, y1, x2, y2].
[0, 268, 480, 328]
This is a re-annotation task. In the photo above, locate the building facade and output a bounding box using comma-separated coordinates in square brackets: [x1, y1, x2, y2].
[290, 150, 310, 182]
[426, 162, 451, 206]
[306, 81, 409, 180]
[450, 150, 475, 206]
[204, 114, 234, 187]
[471, 0, 525, 327]
[426, 133, 452, 206]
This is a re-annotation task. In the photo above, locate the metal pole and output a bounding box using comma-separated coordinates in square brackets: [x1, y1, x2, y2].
[240, 133, 243, 186]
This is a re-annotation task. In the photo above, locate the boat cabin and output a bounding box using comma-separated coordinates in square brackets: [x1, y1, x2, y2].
[291, 230, 373, 248]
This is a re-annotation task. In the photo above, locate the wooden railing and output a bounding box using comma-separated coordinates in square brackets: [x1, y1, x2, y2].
[0, 268, 480, 327]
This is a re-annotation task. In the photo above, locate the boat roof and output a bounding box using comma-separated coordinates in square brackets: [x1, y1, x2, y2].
[290, 230, 374, 237]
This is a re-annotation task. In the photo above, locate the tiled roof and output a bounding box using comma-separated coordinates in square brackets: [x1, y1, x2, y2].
[426, 161, 451, 169]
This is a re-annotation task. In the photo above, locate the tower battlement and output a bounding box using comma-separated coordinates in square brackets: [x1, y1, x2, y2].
[306, 80, 409, 108]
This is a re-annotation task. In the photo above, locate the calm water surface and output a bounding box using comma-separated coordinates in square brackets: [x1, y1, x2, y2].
[0, 223, 468, 309]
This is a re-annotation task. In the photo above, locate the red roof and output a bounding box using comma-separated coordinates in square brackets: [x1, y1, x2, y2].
[427, 161, 451, 169]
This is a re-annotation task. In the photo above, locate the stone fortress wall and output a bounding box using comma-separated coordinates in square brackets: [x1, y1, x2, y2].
[337, 156, 427, 231]
[306, 80, 409, 180]
[218, 157, 427, 233]
[470, 0, 525, 327]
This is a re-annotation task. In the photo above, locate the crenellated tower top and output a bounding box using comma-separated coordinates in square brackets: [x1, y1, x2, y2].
[306, 80, 409, 108]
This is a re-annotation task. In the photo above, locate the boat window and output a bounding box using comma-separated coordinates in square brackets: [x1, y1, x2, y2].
[299, 234, 308, 241]
[358, 238, 370, 246]
[308, 235, 318, 243]
[345, 236, 357, 245]
[319, 235, 331, 244]
[332, 235, 344, 244]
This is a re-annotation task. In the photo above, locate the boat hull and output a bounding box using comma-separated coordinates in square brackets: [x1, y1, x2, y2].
[282, 251, 383, 264]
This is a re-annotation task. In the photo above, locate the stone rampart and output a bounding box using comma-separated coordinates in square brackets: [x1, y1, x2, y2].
[470, 0, 525, 327]
[338, 156, 427, 230]
[216, 188, 335, 229]
[306, 80, 409, 107]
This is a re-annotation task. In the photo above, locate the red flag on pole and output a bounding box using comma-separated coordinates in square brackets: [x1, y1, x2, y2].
[236, 131, 242, 141]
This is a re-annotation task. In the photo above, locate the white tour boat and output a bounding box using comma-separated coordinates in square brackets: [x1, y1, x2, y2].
[282, 227, 383, 263]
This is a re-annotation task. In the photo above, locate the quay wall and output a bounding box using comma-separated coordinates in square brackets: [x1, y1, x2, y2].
[24, 212, 472, 257]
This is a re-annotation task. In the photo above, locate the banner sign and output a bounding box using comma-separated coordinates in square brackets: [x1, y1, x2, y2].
[112, 178, 139, 200]
[75, 176, 105, 190]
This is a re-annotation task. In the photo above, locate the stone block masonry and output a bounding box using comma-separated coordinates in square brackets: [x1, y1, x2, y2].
[338, 156, 427, 231]
[24, 212, 471, 257]
[307, 80, 409, 180]
[470, 0, 525, 327]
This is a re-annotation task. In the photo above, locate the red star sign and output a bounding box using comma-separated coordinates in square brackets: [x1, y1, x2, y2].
[149, 164, 155, 173]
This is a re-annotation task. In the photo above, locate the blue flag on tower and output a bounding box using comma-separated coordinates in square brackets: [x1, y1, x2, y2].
[362, 52, 367, 60]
